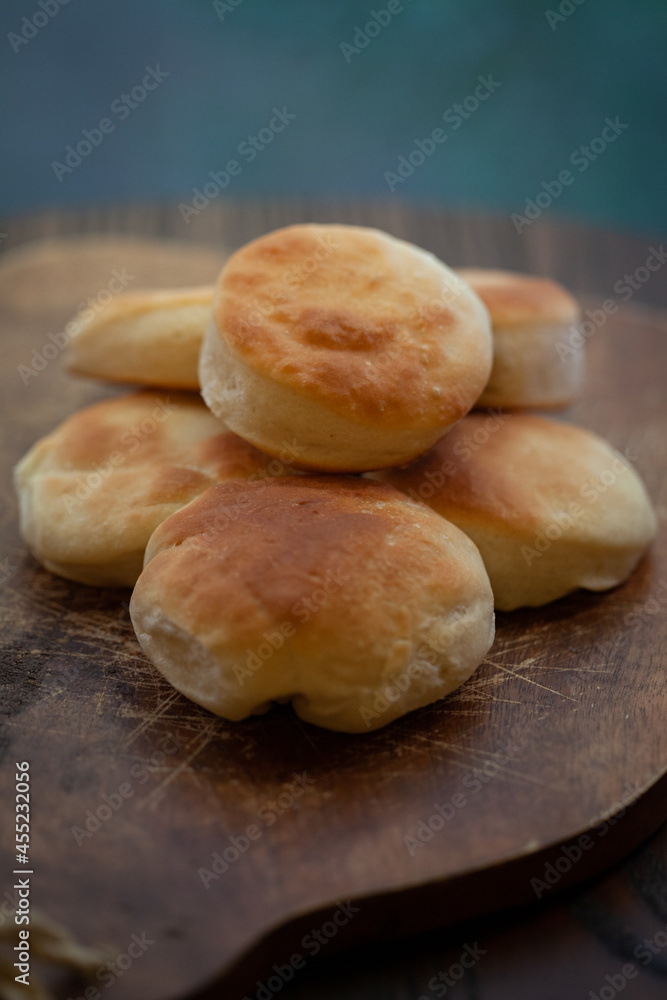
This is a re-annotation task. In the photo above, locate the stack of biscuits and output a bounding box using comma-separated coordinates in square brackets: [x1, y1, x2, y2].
[15, 225, 657, 732]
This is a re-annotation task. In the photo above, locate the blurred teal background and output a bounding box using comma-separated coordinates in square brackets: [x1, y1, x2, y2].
[1, 0, 666, 235]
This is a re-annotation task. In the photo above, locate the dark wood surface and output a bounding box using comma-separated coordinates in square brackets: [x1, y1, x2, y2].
[0, 203, 666, 1000]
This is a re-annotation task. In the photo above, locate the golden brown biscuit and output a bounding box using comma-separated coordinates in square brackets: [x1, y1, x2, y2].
[457, 269, 582, 408]
[15, 391, 296, 587]
[65, 286, 215, 389]
[130, 477, 495, 732]
[376, 413, 657, 610]
[200, 225, 493, 471]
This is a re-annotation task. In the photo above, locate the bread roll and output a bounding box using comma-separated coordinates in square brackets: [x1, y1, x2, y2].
[376, 414, 657, 610]
[130, 477, 495, 732]
[15, 391, 294, 587]
[457, 269, 582, 408]
[65, 286, 214, 389]
[200, 225, 493, 472]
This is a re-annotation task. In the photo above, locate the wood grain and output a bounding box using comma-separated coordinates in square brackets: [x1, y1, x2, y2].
[0, 204, 665, 1000]
[273, 815, 667, 1000]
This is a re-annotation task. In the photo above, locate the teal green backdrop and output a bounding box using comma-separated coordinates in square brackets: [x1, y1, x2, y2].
[1, 0, 665, 235]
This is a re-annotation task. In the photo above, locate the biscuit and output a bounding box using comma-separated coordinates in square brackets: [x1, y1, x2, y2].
[65, 286, 215, 389]
[200, 225, 493, 471]
[376, 413, 657, 610]
[130, 477, 495, 732]
[15, 391, 294, 587]
[457, 269, 582, 408]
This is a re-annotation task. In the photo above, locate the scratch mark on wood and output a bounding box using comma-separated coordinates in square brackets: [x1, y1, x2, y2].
[121, 690, 182, 748]
[489, 663, 579, 703]
[137, 722, 218, 809]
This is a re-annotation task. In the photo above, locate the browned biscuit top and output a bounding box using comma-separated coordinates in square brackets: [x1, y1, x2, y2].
[457, 268, 579, 328]
[21, 391, 276, 482]
[15, 392, 298, 533]
[382, 413, 652, 541]
[212, 225, 492, 430]
[14, 391, 301, 587]
[75, 284, 214, 325]
[142, 476, 481, 647]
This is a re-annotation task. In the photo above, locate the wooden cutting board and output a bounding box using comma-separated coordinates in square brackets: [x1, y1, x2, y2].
[0, 210, 666, 1000]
